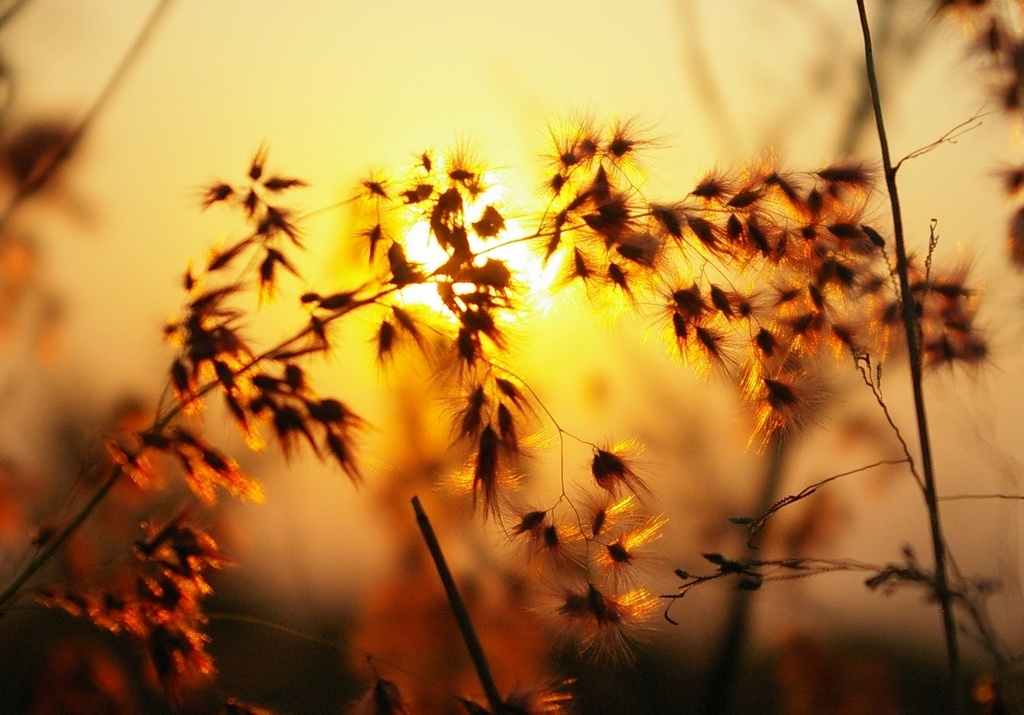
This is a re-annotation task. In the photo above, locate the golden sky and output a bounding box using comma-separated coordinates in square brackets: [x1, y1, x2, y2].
[2, 0, 1021, 660]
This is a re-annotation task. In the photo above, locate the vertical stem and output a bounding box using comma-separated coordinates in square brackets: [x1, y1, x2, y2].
[855, 1, 965, 708]
[704, 435, 787, 714]
[412, 495, 504, 712]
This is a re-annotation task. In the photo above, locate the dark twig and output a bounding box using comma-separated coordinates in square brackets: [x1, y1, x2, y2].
[412, 495, 504, 713]
[0, 464, 122, 614]
[855, 1, 965, 708]
[732, 458, 908, 543]
[668, 553, 946, 606]
[854, 352, 924, 493]
[894, 108, 994, 173]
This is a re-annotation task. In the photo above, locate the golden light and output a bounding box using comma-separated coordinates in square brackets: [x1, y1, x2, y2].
[391, 169, 562, 319]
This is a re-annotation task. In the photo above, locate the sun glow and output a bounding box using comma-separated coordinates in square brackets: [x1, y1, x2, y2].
[393, 174, 560, 319]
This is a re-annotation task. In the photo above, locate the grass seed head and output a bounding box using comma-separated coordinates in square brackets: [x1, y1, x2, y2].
[591, 444, 647, 496]
[556, 584, 656, 661]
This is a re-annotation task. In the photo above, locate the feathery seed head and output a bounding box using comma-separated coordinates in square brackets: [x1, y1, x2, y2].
[556, 584, 656, 660]
[591, 443, 647, 496]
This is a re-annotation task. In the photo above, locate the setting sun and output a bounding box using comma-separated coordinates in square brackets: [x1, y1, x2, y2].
[361, 155, 561, 323]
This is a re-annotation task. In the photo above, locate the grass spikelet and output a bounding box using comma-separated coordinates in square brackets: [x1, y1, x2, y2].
[690, 170, 733, 201]
[602, 116, 657, 180]
[604, 116, 645, 162]
[512, 508, 548, 536]
[591, 443, 648, 497]
[496, 402, 519, 453]
[745, 216, 774, 258]
[201, 182, 233, 208]
[376, 320, 397, 362]
[325, 430, 363, 485]
[547, 115, 600, 171]
[494, 376, 526, 408]
[558, 245, 594, 288]
[515, 515, 585, 576]
[595, 515, 667, 586]
[726, 188, 761, 210]
[726, 213, 744, 242]
[764, 170, 804, 209]
[270, 404, 319, 459]
[708, 284, 737, 318]
[815, 161, 874, 191]
[579, 492, 641, 538]
[614, 230, 663, 268]
[456, 385, 487, 440]
[693, 324, 732, 371]
[556, 584, 656, 661]
[671, 283, 705, 321]
[685, 215, 718, 249]
[743, 363, 826, 443]
[359, 174, 391, 203]
[753, 325, 774, 356]
[471, 425, 503, 521]
[649, 203, 684, 239]
[606, 262, 633, 300]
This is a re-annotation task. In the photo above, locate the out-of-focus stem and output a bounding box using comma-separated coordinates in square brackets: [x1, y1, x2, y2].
[0, 465, 122, 615]
[0, 0, 176, 234]
[704, 434, 786, 715]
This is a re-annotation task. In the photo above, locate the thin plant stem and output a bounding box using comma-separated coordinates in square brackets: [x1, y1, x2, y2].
[412, 495, 504, 713]
[0, 464, 122, 614]
[855, 0, 965, 708]
[0, 0, 175, 235]
[0, 0, 32, 32]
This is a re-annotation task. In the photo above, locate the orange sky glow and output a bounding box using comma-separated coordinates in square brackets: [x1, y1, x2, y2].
[1, 1, 1022, 706]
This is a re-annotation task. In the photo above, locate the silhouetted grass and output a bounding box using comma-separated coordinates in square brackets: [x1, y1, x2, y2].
[0, 2, 1022, 713]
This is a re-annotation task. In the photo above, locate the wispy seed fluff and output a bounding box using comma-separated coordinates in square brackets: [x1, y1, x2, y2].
[590, 443, 648, 496]
[556, 584, 657, 660]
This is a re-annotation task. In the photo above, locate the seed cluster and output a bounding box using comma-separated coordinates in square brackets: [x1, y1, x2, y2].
[38, 512, 228, 699]
[938, 0, 1024, 271]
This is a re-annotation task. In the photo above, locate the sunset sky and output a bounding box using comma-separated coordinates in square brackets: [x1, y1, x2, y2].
[2, 0, 1021, 686]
